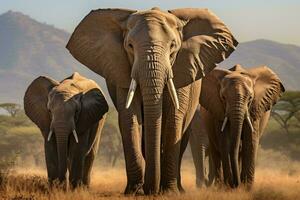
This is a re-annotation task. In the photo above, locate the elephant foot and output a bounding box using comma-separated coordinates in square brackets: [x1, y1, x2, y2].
[196, 179, 206, 188]
[205, 178, 214, 187]
[124, 182, 144, 196]
[196, 184, 205, 189]
[49, 179, 67, 191]
[241, 181, 253, 191]
[70, 181, 86, 191]
[177, 184, 185, 193]
[161, 187, 180, 195]
[161, 184, 180, 195]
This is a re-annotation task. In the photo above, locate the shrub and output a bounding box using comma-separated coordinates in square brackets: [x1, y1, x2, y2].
[0, 153, 18, 188]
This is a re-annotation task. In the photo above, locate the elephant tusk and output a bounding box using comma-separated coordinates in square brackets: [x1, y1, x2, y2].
[167, 79, 179, 110]
[47, 130, 53, 142]
[72, 129, 79, 143]
[246, 116, 254, 132]
[221, 116, 228, 132]
[125, 79, 137, 109]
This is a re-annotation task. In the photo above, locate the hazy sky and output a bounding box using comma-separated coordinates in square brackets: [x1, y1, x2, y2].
[1, 0, 300, 45]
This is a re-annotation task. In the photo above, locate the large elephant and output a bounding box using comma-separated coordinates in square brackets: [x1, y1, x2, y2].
[66, 7, 237, 194]
[24, 72, 108, 189]
[199, 65, 285, 188]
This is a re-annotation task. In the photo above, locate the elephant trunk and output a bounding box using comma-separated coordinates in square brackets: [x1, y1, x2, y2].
[142, 97, 162, 194]
[228, 97, 246, 188]
[135, 50, 171, 194]
[53, 122, 70, 186]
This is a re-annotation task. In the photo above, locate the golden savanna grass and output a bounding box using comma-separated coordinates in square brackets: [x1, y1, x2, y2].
[1, 162, 300, 200]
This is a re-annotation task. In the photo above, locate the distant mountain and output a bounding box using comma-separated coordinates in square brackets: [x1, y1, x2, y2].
[220, 39, 300, 90]
[0, 11, 299, 104]
[0, 11, 108, 104]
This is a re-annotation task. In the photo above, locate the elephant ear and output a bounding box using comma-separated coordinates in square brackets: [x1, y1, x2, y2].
[169, 8, 238, 88]
[66, 9, 136, 88]
[76, 87, 109, 133]
[248, 66, 285, 120]
[24, 76, 59, 136]
[200, 69, 230, 119]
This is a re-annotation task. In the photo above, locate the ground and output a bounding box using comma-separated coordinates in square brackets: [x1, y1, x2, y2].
[1, 162, 300, 200]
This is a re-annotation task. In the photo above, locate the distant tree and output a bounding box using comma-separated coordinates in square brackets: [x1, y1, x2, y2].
[271, 91, 300, 134]
[100, 123, 123, 167]
[99, 108, 123, 167]
[0, 103, 21, 117]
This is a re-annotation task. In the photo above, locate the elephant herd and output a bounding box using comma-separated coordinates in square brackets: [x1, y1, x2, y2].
[23, 7, 284, 195]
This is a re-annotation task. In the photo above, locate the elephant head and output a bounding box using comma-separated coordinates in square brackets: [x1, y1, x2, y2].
[24, 72, 108, 182]
[66, 7, 237, 193]
[200, 64, 285, 187]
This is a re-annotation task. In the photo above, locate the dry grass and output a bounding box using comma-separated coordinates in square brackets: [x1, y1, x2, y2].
[1, 164, 300, 200]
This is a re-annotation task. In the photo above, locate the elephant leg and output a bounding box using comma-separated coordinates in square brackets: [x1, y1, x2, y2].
[206, 148, 215, 186]
[69, 132, 90, 189]
[161, 108, 184, 193]
[241, 121, 259, 189]
[108, 83, 144, 195]
[44, 136, 59, 185]
[161, 136, 181, 193]
[69, 154, 85, 188]
[83, 131, 101, 187]
[83, 120, 104, 187]
[189, 128, 206, 188]
[82, 147, 96, 187]
[119, 112, 144, 194]
[177, 126, 190, 193]
[69, 148, 85, 188]
[116, 90, 144, 195]
[161, 80, 201, 193]
[220, 133, 232, 186]
[209, 142, 222, 185]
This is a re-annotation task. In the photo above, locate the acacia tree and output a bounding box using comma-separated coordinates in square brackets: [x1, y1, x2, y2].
[271, 91, 300, 134]
[0, 103, 21, 117]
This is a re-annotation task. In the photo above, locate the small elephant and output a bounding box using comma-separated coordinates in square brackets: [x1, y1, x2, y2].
[66, 7, 237, 194]
[199, 65, 284, 188]
[24, 72, 108, 189]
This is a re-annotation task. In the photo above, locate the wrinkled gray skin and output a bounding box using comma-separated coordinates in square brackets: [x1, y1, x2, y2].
[24, 73, 108, 189]
[199, 65, 285, 188]
[67, 8, 237, 194]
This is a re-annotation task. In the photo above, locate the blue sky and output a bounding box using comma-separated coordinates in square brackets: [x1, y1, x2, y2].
[1, 0, 300, 45]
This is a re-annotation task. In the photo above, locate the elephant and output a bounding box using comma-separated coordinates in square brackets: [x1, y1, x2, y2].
[198, 64, 285, 188]
[66, 7, 237, 194]
[187, 105, 215, 188]
[23, 72, 108, 189]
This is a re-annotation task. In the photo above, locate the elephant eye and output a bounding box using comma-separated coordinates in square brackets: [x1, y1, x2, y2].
[249, 95, 254, 101]
[170, 40, 176, 50]
[128, 43, 133, 49]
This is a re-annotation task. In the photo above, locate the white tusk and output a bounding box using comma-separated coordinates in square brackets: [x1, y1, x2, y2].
[221, 116, 228, 132]
[246, 116, 254, 132]
[125, 79, 137, 109]
[73, 129, 79, 143]
[167, 79, 179, 110]
[47, 130, 53, 142]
